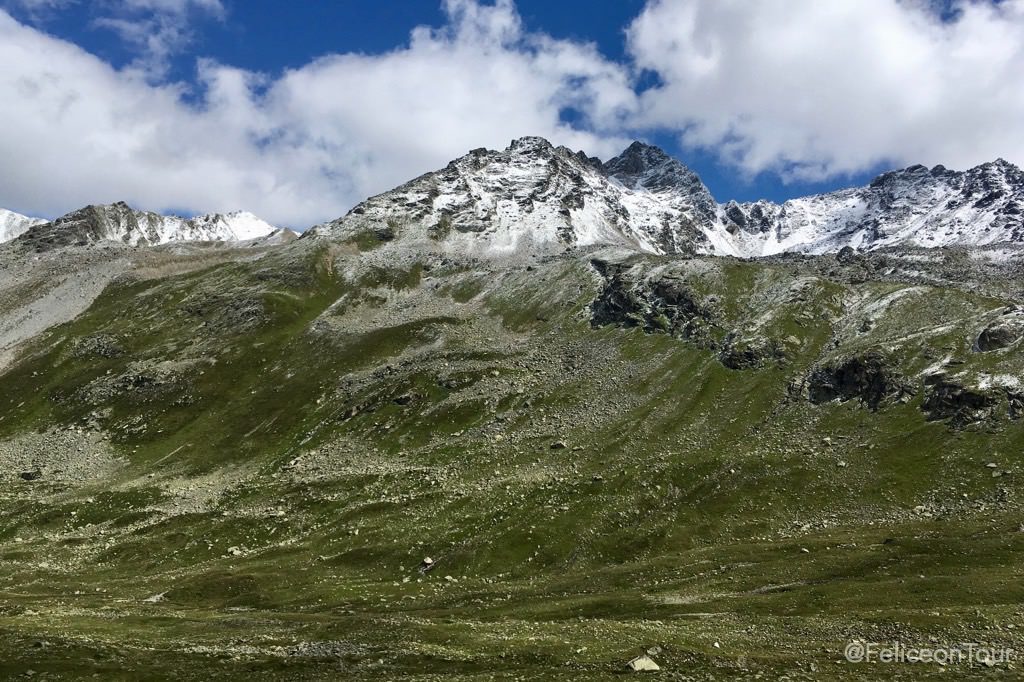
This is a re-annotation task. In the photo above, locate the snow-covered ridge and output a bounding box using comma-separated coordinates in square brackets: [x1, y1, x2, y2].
[13, 202, 280, 249]
[720, 159, 1024, 256]
[0, 208, 46, 244]
[313, 137, 1024, 258]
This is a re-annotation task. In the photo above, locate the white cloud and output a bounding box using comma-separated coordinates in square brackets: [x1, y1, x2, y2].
[92, 0, 225, 79]
[3, 0, 225, 78]
[626, 0, 1024, 180]
[0, 1, 632, 227]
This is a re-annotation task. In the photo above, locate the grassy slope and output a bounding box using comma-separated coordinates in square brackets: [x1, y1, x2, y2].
[0, 242, 1021, 679]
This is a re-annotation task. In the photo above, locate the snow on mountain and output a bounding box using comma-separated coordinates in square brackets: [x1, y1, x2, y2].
[187, 210, 280, 242]
[312, 137, 1024, 259]
[17, 202, 278, 250]
[0, 208, 46, 244]
[311, 137, 722, 255]
[720, 159, 1024, 256]
[8, 139, 1020, 258]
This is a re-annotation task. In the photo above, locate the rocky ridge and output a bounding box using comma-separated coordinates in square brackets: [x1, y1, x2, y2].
[312, 137, 1024, 259]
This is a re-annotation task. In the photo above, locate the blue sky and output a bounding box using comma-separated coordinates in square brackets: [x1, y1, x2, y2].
[0, 0, 1021, 227]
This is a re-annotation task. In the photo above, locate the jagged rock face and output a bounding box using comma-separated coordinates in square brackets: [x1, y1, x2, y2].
[16, 202, 278, 250]
[0, 208, 45, 243]
[313, 137, 719, 256]
[921, 378, 1001, 426]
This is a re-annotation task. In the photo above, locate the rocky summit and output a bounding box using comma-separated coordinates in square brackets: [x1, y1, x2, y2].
[0, 138, 1023, 680]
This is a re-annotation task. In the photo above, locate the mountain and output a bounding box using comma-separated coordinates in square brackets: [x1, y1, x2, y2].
[15, 202, 278, 250]
[310, 136, 722, 255]
[0, 207, 45, 243]
[313, 137, 1024, 258]
[721, 158, 1024, 255]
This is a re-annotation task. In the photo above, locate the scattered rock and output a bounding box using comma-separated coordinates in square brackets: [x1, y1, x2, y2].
[70, 333, 125, 359]
[626, 654, 661, 672]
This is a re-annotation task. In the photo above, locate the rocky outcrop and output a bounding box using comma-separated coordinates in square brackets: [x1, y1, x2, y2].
[976, 308, 1024, 352]
[797, 351, 914, 410]
[74, 360, 194, 407]
[719, 335, 785, 370]
[589, 260, 719, 348]
[921, 377, 1001, 426]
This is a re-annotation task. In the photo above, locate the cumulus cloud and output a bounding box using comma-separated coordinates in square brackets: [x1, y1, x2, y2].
[0, 0, 633, 226]
[626, 0, 1024, 180]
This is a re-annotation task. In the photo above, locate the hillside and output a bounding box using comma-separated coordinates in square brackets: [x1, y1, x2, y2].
[0, 140, 1023, 679]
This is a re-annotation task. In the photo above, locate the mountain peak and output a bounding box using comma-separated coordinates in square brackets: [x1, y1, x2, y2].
[977, 157, 1022, 179]
[623, 139, 673, 160]
[506, 136, 555, 155]
[315, 139, 1024, 259]
[603, 141, 704, 191]
[602, 140, 719, 225]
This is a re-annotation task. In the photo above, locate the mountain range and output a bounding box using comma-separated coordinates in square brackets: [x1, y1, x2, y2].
[3, 137, 1022, 258]
[313, 136, 1024, 257]
[1, 202, 288, 249]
